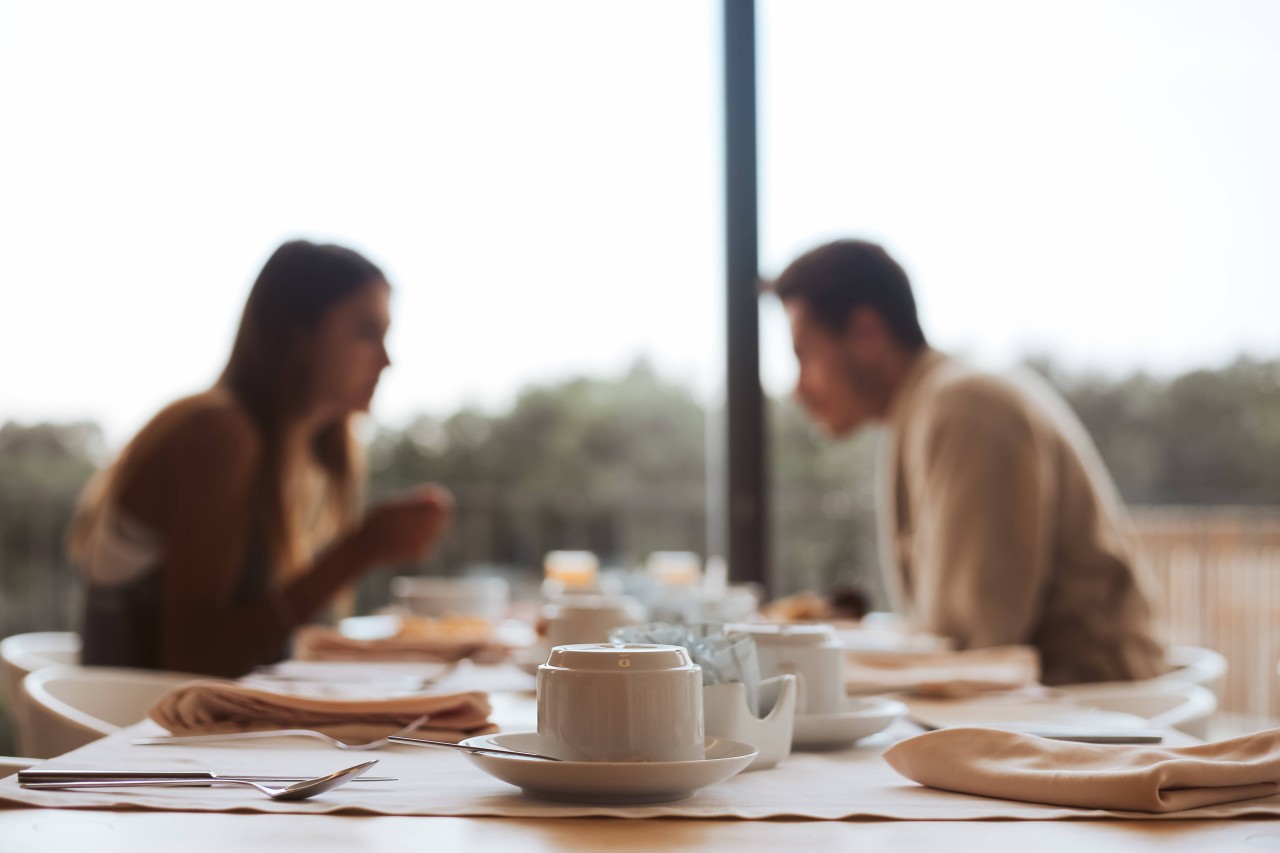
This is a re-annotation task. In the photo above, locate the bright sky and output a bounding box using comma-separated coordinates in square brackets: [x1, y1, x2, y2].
[2, 0, 1277, 448]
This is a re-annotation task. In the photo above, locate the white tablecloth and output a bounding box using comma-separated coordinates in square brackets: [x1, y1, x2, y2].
[4, 711, 1280, 821]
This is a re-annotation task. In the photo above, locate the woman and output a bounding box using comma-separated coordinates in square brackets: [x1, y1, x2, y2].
[68, 240, 452, 677]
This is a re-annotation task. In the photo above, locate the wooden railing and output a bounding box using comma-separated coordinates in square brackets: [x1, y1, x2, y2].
[1131, 507, 1280, 726]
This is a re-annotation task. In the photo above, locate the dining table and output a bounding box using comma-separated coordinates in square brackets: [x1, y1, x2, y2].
[2, 661, 1278, 853]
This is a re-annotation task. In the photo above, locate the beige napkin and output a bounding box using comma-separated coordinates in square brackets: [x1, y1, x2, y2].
[293, 625, 507, 664]
[883, 726, 1280, 813]
[149, 679, 497, 743]
[846, 645, 1040, 697]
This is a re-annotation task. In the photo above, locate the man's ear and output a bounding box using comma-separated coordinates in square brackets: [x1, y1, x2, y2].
[845, 306, 891, 353]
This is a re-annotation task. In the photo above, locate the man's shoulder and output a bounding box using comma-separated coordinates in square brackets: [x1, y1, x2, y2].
[920, 361, 1093, 451]
[924, 361, 1036, 421]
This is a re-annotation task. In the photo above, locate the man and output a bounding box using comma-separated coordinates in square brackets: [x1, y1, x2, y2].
[769, 239, 1165, 685]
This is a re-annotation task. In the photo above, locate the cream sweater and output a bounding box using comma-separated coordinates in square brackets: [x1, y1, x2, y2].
[880, 349, 1167, 685]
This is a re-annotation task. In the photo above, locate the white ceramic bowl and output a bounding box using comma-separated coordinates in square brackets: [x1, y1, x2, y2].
[390, 576, 510, 622]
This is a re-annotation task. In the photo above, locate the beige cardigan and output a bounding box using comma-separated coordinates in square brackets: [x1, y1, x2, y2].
[880, 349, 1167, 685]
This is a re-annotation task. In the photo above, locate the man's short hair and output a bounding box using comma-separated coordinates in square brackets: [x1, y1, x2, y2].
[768, 239, 927, 349]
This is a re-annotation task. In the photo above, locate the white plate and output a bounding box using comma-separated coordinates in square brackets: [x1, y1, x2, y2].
[338, 614, 404, 640]
[458, 732, 757, 803]
[792, 697, 906, 748]
[244, 660, 451, 697]
[906, 696, 1151, 732]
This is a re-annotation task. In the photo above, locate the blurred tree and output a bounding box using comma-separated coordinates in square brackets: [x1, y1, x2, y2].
[0, 421, 100, 631]
[768, 396, 881, 600]
[0, 421, 101, 754]
[366, 359, 709, 583]
[1033, 357, 1280, 505]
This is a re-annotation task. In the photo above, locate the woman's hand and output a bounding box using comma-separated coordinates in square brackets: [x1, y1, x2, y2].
[354, 485, 455, 567]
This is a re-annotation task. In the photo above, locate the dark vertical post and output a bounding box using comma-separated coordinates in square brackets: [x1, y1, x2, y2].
[723, 0, 768, 593]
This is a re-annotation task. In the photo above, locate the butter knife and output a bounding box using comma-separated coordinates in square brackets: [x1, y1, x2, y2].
[20, 770, 396, 784]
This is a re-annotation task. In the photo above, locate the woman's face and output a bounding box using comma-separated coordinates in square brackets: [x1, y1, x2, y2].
[307, 279, 392, 418]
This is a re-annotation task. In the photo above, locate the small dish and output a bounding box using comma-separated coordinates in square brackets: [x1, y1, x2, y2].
[703, 674, 797, 770]
[792, 696, 905, 748]
[458, 732, 757, 803]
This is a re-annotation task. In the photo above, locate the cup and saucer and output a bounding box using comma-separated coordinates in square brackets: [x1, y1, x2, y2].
[732, 622, 905, 749]
[458, 732, 757, 803]
[464, 643, 757, 803]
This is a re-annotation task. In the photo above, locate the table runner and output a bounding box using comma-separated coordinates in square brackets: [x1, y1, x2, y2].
[4, 719, 1279, 821]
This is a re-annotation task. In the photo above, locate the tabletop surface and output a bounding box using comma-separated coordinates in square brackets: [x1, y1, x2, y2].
[2, 809, 1279, 853]
[3, 662, 1278, 852]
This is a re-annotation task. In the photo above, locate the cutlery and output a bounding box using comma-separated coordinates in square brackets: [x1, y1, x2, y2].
[388, 735, 561, 761]
[19, 760, 378, 801]
[1004, 728, 1164, 744]
[132, 715, 431, 750]
[20, 770, 396, 784]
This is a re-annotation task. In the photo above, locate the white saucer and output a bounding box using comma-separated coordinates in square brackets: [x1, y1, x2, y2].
[458, 732, 758, 803]
[792, 696, 906, 749]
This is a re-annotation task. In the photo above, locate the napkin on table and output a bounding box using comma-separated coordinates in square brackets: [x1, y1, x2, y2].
[293, 625, 507, 664]
[149, 679, 497, 743]
[883, 726, 1280, 813]
[845, 645, 1040, 697]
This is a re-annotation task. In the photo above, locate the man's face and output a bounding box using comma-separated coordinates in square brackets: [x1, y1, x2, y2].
[785, 300, 884, 438]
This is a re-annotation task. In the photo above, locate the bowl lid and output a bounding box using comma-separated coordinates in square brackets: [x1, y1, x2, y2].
[542, 643, 698, 672]
[728, 622, 838, 645]
[542, 594, 643, 617]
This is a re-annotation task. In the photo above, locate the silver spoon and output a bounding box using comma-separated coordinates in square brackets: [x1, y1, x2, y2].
[132, 715, 431, 751]
[20, 759, 377, 801]
[388, 735, 561, 761]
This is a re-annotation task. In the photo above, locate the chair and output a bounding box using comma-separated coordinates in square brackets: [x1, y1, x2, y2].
[1057, 679, 1218, 740]
[21, 665, 201, 759]
[0, 756, 37, 778]
[1, 632, 81, 756]
[1159, 644, 1228, 703]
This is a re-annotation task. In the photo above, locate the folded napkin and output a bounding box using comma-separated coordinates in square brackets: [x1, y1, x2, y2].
[293, 625, 507, 664]
[149, 679, 497, 743]
[846, 645, 1040, 697]
[883, 726, 1280, 813]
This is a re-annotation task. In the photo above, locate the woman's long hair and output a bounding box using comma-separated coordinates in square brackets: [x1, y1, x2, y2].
[70, 239, 386, 576]
[219, 240, 386, 571]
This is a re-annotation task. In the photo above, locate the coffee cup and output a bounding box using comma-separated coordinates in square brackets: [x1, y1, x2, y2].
[542, 594, 645, 647]
[537, 643, 704, 762]
[730, 623, 844, 715]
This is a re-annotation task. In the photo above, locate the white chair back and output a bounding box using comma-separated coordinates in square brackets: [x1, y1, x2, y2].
[21, 665, 200, 759]
[1159, 644, 1229, 702]
[1, 632, 81, 756]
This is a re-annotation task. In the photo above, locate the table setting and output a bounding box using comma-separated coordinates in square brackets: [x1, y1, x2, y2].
[5, 643, 1280, 821]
